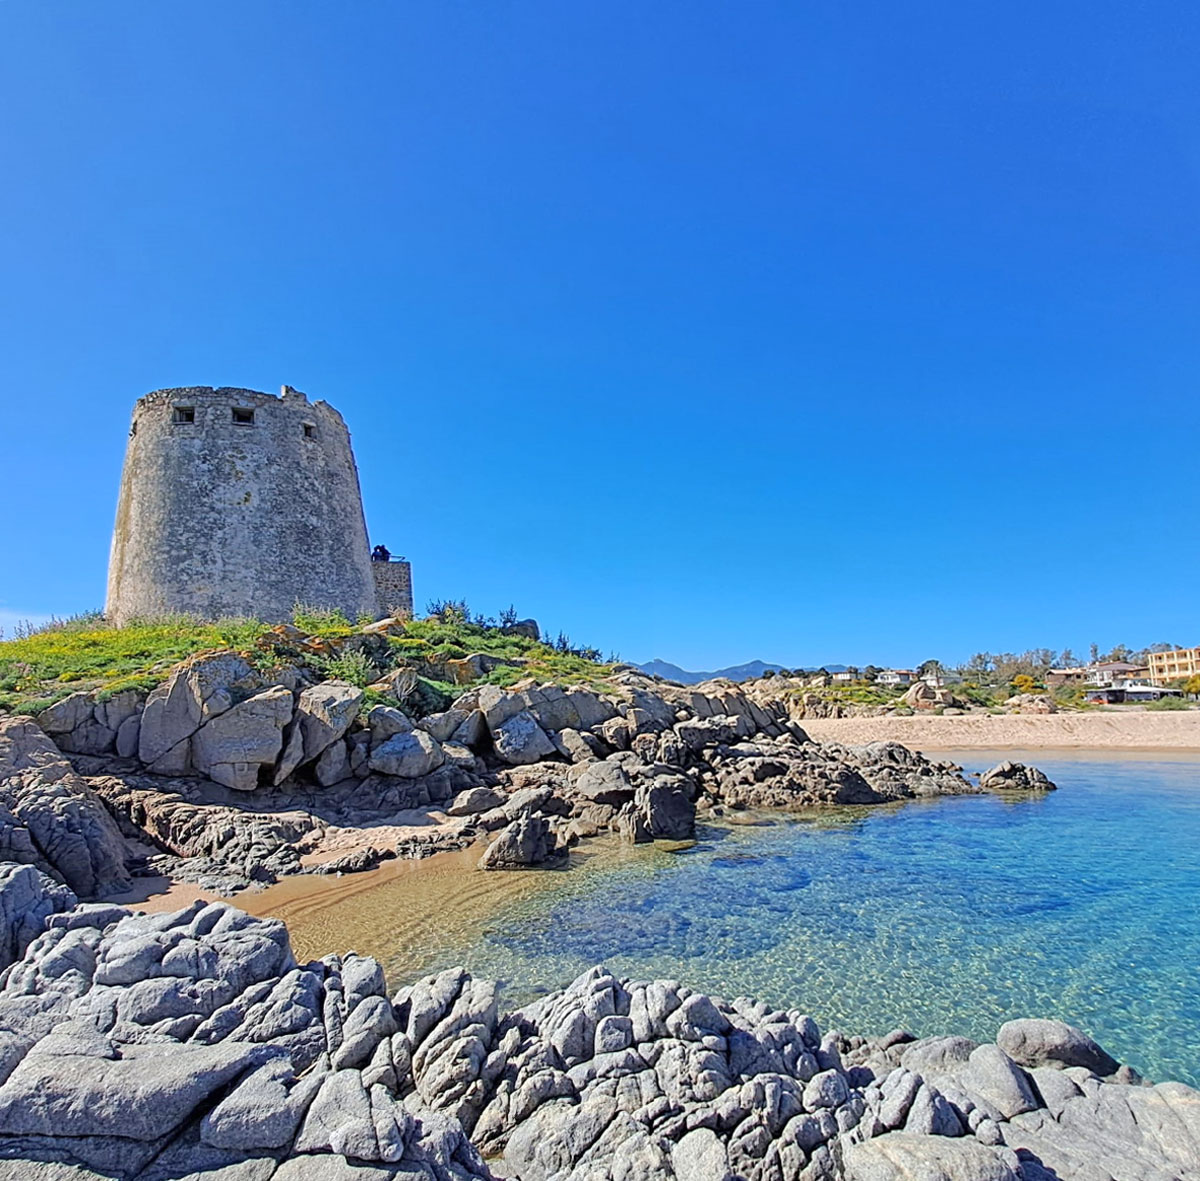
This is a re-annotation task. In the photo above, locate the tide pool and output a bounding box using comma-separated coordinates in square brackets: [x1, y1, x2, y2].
[398, 751, 1200, 1087]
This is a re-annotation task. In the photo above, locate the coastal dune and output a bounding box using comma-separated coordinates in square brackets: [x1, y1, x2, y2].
[800, 709, 1200, 752]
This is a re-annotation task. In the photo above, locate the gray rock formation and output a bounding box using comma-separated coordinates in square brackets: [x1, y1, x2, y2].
[138, 651, 258, 772]
[978, 763, 1057, 792]
[37, 688, 145, 756]
[996, 1018, 1119, 1075]
[369, 729, 446, 779]
[0, 897, 491, 1179]
[448, 787, 507, 817]
[492, 711, 558, 766]
[0, 892, 1192, 1180]
[191, 685, 295, 792]
[478, 815, 561, 870]
[24, 657, 1059, 894]
[274, 680, 364, 785]
[0, 861, 76, 969]
[0, 717, 132, 898]
[89, 773, 312, 892]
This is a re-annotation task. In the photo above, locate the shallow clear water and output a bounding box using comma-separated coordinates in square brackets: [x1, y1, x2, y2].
[429, 751, 1200, 1087]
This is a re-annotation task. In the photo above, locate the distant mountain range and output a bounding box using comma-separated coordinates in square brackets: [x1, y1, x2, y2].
[635, 659, 849, 685]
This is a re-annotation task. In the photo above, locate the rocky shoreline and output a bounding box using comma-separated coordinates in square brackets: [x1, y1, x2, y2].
[0, 876, 1194, 1181]
[15, 637, 1197, 1178]
[4, 637, 1057, 899]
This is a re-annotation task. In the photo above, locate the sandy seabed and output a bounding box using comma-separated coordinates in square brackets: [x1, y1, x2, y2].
[800, 708, 1200, 752]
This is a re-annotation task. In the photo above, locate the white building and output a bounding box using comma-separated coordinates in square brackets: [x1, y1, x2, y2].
[875, 669, 915, 687]
[1085, 661, 1148, 687]
[1084, 681, 1183, 704]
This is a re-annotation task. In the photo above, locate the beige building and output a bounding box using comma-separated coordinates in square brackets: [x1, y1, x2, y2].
[1147, 647, 1200, 685]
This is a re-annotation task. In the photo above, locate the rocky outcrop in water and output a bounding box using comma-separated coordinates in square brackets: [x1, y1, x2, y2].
[18, 659, 1050, 892]
[978, 763, 1056, 792]
[0, 894, 1193, 1181]
[477, 815, 564, 870]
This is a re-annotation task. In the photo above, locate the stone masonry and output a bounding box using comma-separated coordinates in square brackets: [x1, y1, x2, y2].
[372, 558, 413, 619]
[106, 385, 387, 626]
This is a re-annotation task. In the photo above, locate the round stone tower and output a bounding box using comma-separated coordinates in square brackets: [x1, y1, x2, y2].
[106, 385, 380, 626]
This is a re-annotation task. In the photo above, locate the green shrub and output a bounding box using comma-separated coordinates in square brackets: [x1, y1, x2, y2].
[957, 681, 1002, 707]
[311, 649, 377, 688]
[291, 605, 355, 639]
[1053, 683, 1087, 709]
[1146, 694, 1191, 711]
[410, 677, 457, 715]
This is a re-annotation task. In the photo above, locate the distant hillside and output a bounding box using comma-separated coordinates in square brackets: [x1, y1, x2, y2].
[636, 659, 786, 685]
[636, 659, 850, 684]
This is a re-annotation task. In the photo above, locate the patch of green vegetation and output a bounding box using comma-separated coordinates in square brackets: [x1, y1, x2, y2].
[826, 684, 902, 706]
[0, 604, 361, 716]
[0, 600, 618, 719]
[359, 677, 456, 720]
[359, 687, 397, 713]
[1051, 683, 1088, 710]
[780, 681, 903, 708]
[393, 616, 616, 691]
[411, 678, 458, 715]
[290, 605, 357, 640]
[955, 681, 1004, 707]
[0, 614, 275, 715]
[1145, 694, 1192, 711]
[309, 649, 377, 688]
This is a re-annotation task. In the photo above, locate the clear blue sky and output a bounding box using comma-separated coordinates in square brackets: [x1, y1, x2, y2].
[2, 1, 1197, 669]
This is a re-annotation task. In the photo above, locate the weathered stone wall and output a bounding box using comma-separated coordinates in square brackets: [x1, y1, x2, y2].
[372, 559, 413, 618]
[106, 386, 380, 625]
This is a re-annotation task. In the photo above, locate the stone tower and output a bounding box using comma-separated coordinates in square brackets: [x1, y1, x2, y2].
[106, 385, 385, 626]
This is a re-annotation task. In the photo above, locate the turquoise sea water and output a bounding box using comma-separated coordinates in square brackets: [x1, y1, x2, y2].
[432, 751, 1200, 1087]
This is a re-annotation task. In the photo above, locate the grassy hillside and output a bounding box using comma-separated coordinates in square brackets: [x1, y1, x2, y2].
[393, 616, 615, 690]
[0, 607, 616, 717]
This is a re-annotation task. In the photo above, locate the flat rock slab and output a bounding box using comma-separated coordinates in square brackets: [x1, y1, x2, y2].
[843, 1132, 1020, 1180]
[0, 1041, 274, 1141]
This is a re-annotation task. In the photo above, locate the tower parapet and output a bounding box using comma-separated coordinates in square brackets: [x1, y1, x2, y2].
[106, 385, 380, 626]
[371, 557, 413, 619]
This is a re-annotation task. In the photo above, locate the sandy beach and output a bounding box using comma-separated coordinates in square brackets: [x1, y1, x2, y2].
[800, 709, 1200, 752]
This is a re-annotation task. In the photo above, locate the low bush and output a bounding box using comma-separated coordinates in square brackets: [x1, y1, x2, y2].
[1146, 695, 1191, 711]
[394, 616, 615, 691]
[310, 649, 378, 688]
[290, 605, 356, 640]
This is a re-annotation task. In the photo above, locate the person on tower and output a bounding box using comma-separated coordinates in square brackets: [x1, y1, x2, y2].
[371, 544, 391, 562]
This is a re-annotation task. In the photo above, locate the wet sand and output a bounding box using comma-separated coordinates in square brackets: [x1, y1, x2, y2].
[239, 840, 631, 977]
[104, 839, 577, 973]
[101, 831, 667, 989]
[104, 876, 221, 915]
